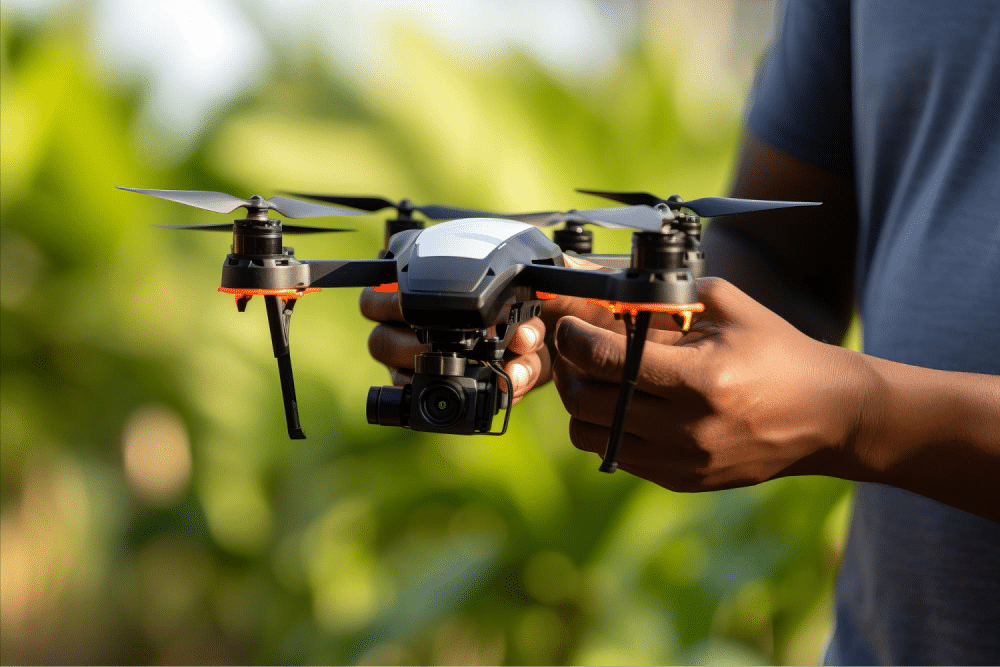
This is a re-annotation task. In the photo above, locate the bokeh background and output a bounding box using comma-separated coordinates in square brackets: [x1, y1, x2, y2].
[1, 0, 857, 664]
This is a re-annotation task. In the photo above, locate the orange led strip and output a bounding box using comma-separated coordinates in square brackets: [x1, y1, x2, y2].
[373, 282, 399, 293]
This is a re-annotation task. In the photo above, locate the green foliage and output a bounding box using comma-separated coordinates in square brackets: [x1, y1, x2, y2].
[1, 7, 851, 665]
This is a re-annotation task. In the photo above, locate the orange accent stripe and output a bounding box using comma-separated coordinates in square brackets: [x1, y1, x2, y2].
[585, 299, 705, 331]
[218, 287, 320, 302]
[535, 291, 559, 300]
[373, 282, 399, 293]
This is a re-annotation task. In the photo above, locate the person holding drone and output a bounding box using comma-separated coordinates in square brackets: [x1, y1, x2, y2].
[364, 0, 1000, 664]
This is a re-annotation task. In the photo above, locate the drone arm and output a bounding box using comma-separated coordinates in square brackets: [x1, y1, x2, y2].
[264, 295, 306, 439]
[304, 259, 397, 288]
[517, 263, 617, 299]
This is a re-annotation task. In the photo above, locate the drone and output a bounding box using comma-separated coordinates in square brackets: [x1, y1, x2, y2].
[120, 186, 817, 473]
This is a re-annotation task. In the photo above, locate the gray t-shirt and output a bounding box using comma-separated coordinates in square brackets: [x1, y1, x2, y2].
[747, 0, 1000, 664]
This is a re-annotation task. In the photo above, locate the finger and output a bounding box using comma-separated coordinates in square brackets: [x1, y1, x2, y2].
[367, 324, 428, 369]
[567, 418, 653, 467]
[507, 317, 545, 355]
[500, 359, 532, 405]
[552, 354, 690, 430]
[502, 344, 552, 403]
[567, 419, 706, 489]
[359, 287, 404, 323]
[554, 316, 698, 395]
[389, 367, 414, 387]
[539, 293, 620, 338]
[563, 253, 604, 270]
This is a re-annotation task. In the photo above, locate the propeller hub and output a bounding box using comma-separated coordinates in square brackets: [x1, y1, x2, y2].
[654, 203, 676, 225]
[396, 199, 416, 218]
[244, 196, 273, 221]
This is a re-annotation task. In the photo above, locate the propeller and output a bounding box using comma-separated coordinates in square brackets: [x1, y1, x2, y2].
[119, 187, 364, 232]
[498, 205, 667, 232]
[149, 222, 354, 233]
[576, 189, 820, 218]
[284, 192, 502, 221]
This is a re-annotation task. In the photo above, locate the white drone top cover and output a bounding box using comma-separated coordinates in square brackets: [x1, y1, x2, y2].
[414, 219, 532, 260]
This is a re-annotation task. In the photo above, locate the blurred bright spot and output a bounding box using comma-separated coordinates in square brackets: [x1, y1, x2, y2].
[121, 403, 192, 505]
[92, 0, 267, 161]
[523, 550, 579, 605]
[312, 0, 636, 82]
[0, 456, 91, 640]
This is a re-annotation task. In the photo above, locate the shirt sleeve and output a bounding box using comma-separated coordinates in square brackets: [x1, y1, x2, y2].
[747, 0, 854, 174]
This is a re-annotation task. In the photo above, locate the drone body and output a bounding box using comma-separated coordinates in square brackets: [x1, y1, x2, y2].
[121, 186, 818, 472]
[386, 218, 560, 330]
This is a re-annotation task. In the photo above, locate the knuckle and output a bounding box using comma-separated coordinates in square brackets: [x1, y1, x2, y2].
[358, 288, 378, 317]
[568, 418, 599, 452]
[559, 380, 586, 419]
[366, 326, 385, 359]
[697, 276, 730, 300]
[592, 336, 623, 377]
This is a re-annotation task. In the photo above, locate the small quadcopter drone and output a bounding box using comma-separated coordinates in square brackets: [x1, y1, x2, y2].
[120, 186, 817, 473]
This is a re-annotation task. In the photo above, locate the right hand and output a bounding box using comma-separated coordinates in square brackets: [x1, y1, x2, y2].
[359, 254, 610, 404]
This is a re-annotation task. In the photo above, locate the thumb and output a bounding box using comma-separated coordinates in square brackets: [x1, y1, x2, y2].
[555, 315, 698, 393]
[691, 277, 762, 323]
[645, 277, 760, 333]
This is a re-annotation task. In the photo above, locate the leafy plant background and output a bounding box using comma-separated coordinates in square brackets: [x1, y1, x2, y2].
[1, 1, 855, 664]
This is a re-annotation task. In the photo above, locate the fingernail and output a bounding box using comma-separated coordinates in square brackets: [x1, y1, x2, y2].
[521, 326, 538, 346]
[509, 363, 531, 390]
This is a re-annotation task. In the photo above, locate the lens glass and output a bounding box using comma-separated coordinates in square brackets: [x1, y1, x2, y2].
[419, 383, 464, 426]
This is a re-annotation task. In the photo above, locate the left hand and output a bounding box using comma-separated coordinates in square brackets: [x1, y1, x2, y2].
[551, 277, 874, 491]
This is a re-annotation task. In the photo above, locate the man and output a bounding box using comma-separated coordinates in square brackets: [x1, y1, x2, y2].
[363, 0, 1000, 663]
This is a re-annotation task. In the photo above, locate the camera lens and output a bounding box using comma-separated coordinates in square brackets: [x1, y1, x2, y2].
[367, 385, 409, 427]
[419, 382, 464, 427]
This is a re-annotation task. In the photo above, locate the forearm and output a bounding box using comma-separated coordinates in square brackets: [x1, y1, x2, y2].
[702, 131, 858, 343]
[844, 353, 1000, 521]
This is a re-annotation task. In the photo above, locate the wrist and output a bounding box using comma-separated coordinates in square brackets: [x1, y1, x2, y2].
[832, 353, 1000, 519]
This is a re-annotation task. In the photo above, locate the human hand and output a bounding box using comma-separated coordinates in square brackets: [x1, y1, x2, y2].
[552, 277, 873, 490]
[358, 254, 609, 404]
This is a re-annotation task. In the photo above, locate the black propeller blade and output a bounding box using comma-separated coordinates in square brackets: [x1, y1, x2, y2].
[576, 188, 820, 218]
[285, 192, 501, 221]
[119, 187, 365, 229]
